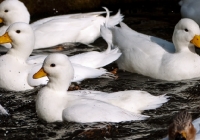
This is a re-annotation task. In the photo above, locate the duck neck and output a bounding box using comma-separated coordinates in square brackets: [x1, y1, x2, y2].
[173, 38, 196, 53]
[175, 44, 195, 53]
[47, 74, 73, 92]
[7, 34, 35, 61]
[7, 44, 33, 61]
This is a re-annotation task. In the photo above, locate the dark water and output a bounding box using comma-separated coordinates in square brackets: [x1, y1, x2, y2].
[1, 1, 200, 140]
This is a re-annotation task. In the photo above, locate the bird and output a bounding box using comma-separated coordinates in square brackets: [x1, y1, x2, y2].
[100, 18, 200, 81]
[162, 111, 200, 140]
[0, 0, 123, 49]
[0, 22, 117, 91]
[33, 53, 169, 123]
[179, 0, 200, 25]
[0, 104, 8, 115]
[27, 41, 121, 70]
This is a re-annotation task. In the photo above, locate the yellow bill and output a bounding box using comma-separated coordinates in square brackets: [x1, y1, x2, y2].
[0, 32, 12, 44]
[180, 131, 187, 139]
[33, 68, 47, 79]
[0, 18, 3, 23]
[190, 35, 200, 48]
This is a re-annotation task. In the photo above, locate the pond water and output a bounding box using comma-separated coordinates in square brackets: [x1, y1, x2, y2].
[1, 1, 200, 140]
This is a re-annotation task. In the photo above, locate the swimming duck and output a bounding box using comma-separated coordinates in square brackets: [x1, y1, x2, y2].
[162, 111, 200, 140]
[179, 0, 200, 25]
[33, 53, 169, 123]
[0, 22, 116, 91]
[0, 104, 8, 115]
[0, 0, 123, 49]
[100, 18, 200, 81]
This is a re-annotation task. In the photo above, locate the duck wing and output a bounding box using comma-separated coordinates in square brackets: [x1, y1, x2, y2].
[63, 98, 149, 123]
[69, 47, 121, 68]
[31, 11, 107, 29]
[72, 64, 116, 83]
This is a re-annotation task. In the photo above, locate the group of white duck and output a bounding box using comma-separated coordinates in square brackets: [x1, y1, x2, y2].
[0, 0, 200, 139]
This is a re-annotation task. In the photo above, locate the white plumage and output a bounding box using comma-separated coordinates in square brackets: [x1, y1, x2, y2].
[0, 0, 123, 49]
[100, 18, 200, 81]
[0, 23, 119, 91]
[34, 53, 169, 123]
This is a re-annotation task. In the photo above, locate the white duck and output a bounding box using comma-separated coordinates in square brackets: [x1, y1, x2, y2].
[33, 53, 169, 123]
[100, 18, 200, 81]
[0, 104, 8, 115]
[162, 111, 200, 140]
[27, 43, 121, 69]
[0, 22, 117, 91]
[179, 0, 200, 25]
[0, 0, 123, 49]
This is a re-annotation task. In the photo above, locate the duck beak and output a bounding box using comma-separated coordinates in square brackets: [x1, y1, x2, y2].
[190, 35, 200, 48]
[0, 18, 3, 23]
[175, 131, 187, 140]
[0, 32, 12, 44]
[33, 68, 47, 79]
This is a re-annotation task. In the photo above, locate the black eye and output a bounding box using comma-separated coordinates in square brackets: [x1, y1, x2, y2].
[184, 28, 188, 32]
[4, 10, 8, 13]
[16, 30, 20, 34]
[50, 63, 56, 67]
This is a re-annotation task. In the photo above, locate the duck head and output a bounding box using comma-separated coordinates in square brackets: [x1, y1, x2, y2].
[168, 111, 196, 140]
[33, 53, 74, 91]
[172, 18, 200, 53]
[0, 22, 35, 60]
[0, 0, 30, 26]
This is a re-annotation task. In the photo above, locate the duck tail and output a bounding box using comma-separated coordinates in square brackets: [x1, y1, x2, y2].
[100, 24, 113, 48]
[141, 94, 169, 111]
[102, 7, 123, 28]
[0, 104, 9, 115]
[94, 48, 121, 68]
[93, 26, 121, 68]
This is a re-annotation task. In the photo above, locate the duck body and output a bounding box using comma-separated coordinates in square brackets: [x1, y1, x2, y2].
[69, 90, 168, 114]
[0, 0, 123, 49]
[0, 54, 33, 91]
[34, 53, 168, 123]
[101, 19, 200, 81]
[179, 0, 200, 25]
[0, 22, 45, 91]
[117, 44, 200, 81]
[36, 87, 67, 122]
[36, 87, 149, 123]
[32, 10, 122, 49]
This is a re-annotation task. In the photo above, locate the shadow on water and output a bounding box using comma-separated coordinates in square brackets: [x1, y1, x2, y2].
[1, 0, 200, 140]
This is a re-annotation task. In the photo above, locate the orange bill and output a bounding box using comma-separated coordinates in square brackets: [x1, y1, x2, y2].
[190, 35, 200, 48]
[0, 18, 3, 23]
[0, 32, 12, 44]
[33, 68, 47, 79]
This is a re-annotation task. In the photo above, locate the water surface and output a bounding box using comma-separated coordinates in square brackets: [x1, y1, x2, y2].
[1, 1, 200, 139]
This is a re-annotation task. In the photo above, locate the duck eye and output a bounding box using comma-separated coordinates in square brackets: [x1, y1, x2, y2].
[50, 63, 56, 67]
[4, 10, 8, 13]
[184, 28, 188, 32]
[16, 30, 20, 34]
